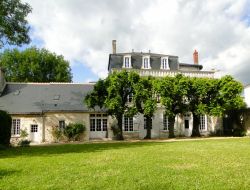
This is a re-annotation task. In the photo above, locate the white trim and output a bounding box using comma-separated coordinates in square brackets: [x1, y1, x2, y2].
[142, 55, 151, 69]
[123, 55, 132, 68]
[199, 115, 207, 131]
[161, 57, 169, 70]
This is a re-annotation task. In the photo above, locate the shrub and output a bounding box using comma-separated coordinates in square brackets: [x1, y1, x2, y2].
[63, 123, 85, 141]
[51, 125, 62, 142]
[18, 139, 31, 147]
[20, 129, 28, 139]
[0, 110, 12, 146]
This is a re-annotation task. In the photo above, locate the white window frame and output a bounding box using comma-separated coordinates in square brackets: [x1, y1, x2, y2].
[161, 57, 169, 70]
[123, 116, 133, 131]
[163, 114, 169, 131]
[127, 93, 133, 103]
[59, 120, 65, 131]
[90, 114, 108, 132]
[199, 115, 207, 131]
[123, 55, 132, 68]
[142, 55, 151, 69]
[31, 124, 38, 133]
[12, 119, 20, 136]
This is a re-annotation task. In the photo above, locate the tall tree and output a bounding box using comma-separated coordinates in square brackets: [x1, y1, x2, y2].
[0, 47, 72, 82]
[133, 77, 157, 139]
[155, 74, 190, 138]
[187, 76, 245, 137]
[85, 71, 140, 140]
[0, 0, 32, 48]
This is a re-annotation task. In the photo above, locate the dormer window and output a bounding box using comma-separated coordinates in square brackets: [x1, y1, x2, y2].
[142, 56, 151, 69]
[161, 57, 169, 70]
[123, 55, 131, 68]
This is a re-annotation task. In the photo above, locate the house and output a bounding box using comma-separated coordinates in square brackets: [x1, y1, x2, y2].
[0, 41, 222, 143]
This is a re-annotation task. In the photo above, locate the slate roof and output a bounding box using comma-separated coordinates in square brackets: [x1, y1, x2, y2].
[0, 83, 101, 114]
[108, 52, 202, 71]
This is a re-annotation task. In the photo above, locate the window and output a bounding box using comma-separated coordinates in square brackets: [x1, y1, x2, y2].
[163, 114, 169, 130]
[156, 94, 160, 103]
[12, 119, 20, 135]
[96, 119, 102, 131]
[103, 119, 107, 131]
[90, 114, 108, 131]
[127, 93, 133, 102]
[124, 116, 133, 131]
[31, 124, 38, 133]
[144, 117, 152, 129]
[142, 56, 151, 69]
[161, 57, 169, 70]
[144, 58, 149, 68]
[199, 115, 207, 131]
[59, 120, 65, 131]
[123, 56, 131, 68]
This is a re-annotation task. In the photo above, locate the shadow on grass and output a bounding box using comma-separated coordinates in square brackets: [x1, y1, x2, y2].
[0, 169, 20, 179]
[0, 141, 165, 159]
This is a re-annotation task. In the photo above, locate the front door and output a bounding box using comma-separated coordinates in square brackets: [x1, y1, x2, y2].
[30, 124, 39, 142]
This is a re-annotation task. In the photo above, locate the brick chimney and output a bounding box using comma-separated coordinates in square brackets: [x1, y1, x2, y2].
[0, 67, 6, 96]
[112, 40, 116, 54]
[193, 50, 198, 64]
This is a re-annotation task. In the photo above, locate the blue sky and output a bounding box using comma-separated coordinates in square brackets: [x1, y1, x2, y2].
[9, 0, 250, 84]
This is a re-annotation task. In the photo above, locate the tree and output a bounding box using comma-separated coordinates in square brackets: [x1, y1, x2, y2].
[85, 71, 140, 140]
[133, 77, 157, 139]
[0, 110, 12, 146]
[186, 77, 213, 137]
[0, 47, 72, 82]
[0, 0, 32, 48]
[187, 76, 245, 137]
[155, 74, 190, 138]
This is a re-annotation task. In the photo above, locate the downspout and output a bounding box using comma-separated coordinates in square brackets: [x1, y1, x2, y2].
[42, 111, 45, 142]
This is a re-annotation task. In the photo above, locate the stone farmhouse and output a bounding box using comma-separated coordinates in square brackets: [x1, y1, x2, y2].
[0, 41, 222, 143]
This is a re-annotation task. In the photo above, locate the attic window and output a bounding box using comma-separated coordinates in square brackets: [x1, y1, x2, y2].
[123, 55, 131, 68]
[142, 56, 151, 69]
[53, 95, 60, 100]
[161, 57, 169, 70]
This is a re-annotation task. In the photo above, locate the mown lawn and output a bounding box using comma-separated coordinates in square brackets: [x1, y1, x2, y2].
[1, 138, 250, 190]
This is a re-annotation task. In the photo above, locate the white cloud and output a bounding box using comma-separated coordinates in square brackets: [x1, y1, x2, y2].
[25, 0, 250, 84]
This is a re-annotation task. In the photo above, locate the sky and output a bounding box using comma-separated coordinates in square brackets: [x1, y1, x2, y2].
[22, 0, 250, 84]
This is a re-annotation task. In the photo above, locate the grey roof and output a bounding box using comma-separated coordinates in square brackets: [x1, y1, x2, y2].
[108, 52, 202, 71]
[0, 83, 101, 114]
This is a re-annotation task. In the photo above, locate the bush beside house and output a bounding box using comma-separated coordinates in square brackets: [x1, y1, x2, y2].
[0, 110, 12, 146]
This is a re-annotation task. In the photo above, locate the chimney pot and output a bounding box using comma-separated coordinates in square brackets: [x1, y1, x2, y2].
[193, 50, 199, 64]
[112, 40, 116, 54]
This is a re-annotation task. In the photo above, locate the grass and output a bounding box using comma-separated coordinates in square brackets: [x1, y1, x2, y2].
[1, 138, 250, 190]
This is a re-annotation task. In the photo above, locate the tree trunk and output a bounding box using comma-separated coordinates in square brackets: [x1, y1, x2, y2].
[168, 115, 175, 138]
[191, 113, 201, 137]
[144, 116, 152, 139]
[116, 115, 124, 140]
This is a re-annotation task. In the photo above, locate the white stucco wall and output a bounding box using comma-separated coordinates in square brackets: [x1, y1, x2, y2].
[11, 115, 44, 144]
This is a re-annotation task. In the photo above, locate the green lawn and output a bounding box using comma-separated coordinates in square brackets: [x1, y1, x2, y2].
[1, 138, 250, 190]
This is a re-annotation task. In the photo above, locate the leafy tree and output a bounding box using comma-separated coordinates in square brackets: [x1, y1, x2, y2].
[0, 0, 32, 48]
[133, 77, 157, 139]
[186, 77, 213, 137]
[187, 76, 245, 137]
[0, 47, 72, 82]
[155, 74, 190, 138]
[85, 71, 140, 140]
[0, 110, 12, 146]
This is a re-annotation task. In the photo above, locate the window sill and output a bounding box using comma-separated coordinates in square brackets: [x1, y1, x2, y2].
[11, 135, 20, 138]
